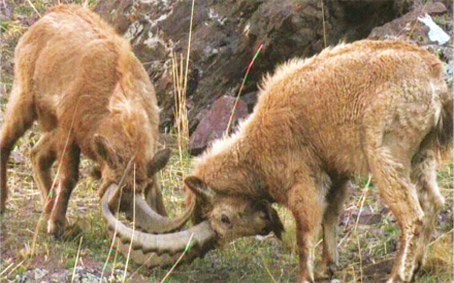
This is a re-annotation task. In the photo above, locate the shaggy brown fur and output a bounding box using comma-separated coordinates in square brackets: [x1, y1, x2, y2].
[185, 40, 452, 282]
[0, 5, 167, 237]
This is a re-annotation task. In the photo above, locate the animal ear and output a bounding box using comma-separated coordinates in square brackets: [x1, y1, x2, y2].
[184, 176, 215, 202]
[258, 201, 285, 240]
[147, 149, 171, 176]
[94, 134, 118, 168]
[267, 205, 285, 240]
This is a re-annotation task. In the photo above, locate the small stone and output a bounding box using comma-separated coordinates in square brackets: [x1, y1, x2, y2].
[34, 268, 48, 280]
[11, 151, 25, 164]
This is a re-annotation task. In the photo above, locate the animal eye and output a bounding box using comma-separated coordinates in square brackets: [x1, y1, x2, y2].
[221, 213, 231, 225]
[259, 211, 268, 221]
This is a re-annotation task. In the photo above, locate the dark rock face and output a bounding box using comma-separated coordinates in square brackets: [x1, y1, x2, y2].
[94, 0, 405, 134]
[368, 2, 448, 44]
[188, 95, 248, 155]
[94, 0, 452, 154]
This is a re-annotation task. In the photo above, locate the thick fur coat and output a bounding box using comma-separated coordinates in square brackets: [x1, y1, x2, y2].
[1, 5, 166, 236]
[186, 40, 452, 282]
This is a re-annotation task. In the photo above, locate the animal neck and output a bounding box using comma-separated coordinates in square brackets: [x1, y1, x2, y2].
[238, 106, 317, 204]
[194, 131, 267, 198]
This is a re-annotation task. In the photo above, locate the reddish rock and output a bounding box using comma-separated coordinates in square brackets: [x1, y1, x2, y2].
[190, 108, 209, 133]
[355, 212, 383, 225]
[189, 96, 248, 155]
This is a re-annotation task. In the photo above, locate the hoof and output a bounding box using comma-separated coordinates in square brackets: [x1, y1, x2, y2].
[315, 262, 335, 280]
[47, 219, 66, 238]
[0, 201, 5, 215]
[386, 275, 407, 283]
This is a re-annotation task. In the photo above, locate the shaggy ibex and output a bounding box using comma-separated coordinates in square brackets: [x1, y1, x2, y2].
[0, 5, 190, 238]
[103, 40, 452, 281]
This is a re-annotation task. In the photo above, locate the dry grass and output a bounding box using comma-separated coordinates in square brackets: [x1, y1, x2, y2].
[171, 53, 190, 162]
[0, 145, 453, 283]
[1, 130, 452, 283]
[171, 0, 195, 163]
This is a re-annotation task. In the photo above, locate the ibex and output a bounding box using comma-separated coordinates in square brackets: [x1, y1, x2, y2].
[103, 40, 452, 281]
[0, 5, 191, 238]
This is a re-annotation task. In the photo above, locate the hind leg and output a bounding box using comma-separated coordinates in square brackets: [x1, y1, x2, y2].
[411, 149, 445, 269]
[316, 178, 349, 280]
[368, 146, 424, 283]
[30, 132, 57, 215]
[0, 84, 36, 213]
[362, 84, 442, 282]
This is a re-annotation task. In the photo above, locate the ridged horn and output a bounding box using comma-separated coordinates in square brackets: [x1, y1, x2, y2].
[114, 237, 210, 268]
[102, 184, 217, 256]
[119, 190, 195, 234]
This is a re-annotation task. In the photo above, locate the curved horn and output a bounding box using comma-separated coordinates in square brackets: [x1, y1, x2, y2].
[102, 184, 217, 256]
[114, 237, 208, 268]
[120, 191, 195, 234]
[118, 148, 192, 233]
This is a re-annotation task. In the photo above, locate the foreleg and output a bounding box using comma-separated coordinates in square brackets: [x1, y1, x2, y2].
[317, 178, 349, 279]
[47, 143, 80, 237]
[288, 179, 325, 283]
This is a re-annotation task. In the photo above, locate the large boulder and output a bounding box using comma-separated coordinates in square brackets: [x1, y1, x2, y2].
[189, 95, 248, 155]
[95, 0, 405, 134]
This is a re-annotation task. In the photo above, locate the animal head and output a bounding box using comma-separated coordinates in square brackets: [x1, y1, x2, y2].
[100, 174, 284, 268]
[94, 134, 170, 195]
[184, 176, 284, 244]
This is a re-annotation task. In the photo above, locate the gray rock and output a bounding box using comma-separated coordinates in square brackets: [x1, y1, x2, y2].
[241, 92, 258, 112]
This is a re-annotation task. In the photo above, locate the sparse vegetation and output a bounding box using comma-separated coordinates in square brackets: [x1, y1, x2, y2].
[1, 142, 452, 282]
[1, 1, 453, 282]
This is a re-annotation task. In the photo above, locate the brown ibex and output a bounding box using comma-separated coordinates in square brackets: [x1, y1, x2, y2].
[0, 5, 190, 238]
[103, 40, 452, 281]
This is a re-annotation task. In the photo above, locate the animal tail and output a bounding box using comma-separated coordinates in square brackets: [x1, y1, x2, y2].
[435, 95, 453, 162]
